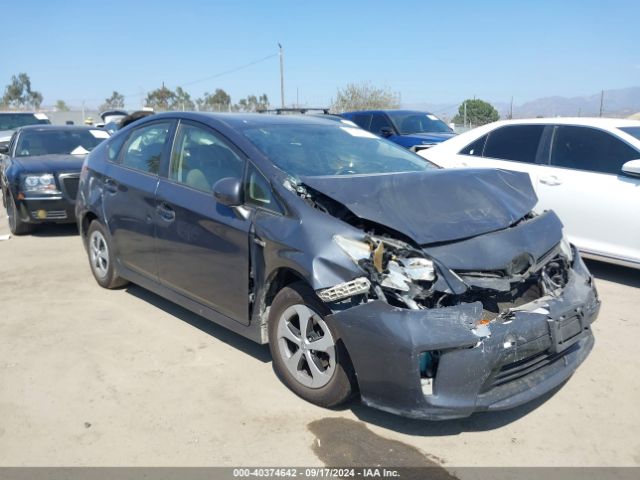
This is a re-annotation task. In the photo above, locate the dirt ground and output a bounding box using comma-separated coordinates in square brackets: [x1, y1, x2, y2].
[0, 217, 639, 471]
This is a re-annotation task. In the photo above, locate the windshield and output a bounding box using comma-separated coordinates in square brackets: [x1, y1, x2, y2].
[0, 113, 50, 131]
[15, 129, 108, 157]
[243, 124, 435, 177]
[388, 112, 453, 135]
[619, 126, 640, 142]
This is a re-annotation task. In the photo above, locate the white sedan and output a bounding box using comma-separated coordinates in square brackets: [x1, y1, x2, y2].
[419, 117, 640, 269]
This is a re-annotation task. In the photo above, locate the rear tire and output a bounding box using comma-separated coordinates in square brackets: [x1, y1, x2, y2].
[268, 282, 357, 408]
[86, 220, 128, 289]
[6, 193, 33, 235]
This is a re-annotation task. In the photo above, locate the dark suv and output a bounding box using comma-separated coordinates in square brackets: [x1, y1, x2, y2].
[340, 110, 455, 151]
[76, 112, 598, 420]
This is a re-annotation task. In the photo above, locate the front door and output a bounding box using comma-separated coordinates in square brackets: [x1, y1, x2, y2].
[155, 120, 250, 324]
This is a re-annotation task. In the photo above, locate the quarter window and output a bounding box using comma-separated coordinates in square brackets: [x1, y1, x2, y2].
[550, 126, 640, 174]
[483, 125, 546, 163]
[107, 134, 127, 162]
[459, 134, 487, 156]
[244, 163, 281, 213]
[170, 122, 244, 192]
[121, 122, 171, 174]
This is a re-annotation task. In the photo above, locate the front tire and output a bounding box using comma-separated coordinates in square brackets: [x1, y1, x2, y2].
[6, 193, 33, 235]
[86, 220, 128, 289]
[268, 282, 357, 408]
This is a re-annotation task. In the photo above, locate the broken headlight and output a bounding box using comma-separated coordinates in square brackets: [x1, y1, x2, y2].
[560, 231, 573, 263]
[334, 235, 372, 263]
[333, 234, 438, 309]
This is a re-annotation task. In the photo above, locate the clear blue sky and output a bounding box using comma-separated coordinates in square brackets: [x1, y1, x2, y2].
[3, 0, 638, 109]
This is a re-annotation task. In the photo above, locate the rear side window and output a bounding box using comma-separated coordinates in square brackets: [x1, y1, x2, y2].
[459, 134, 487, 156]
[369, 114, 393, 135]
[550, 126, 640, 174]
[483, 125, 546, 163]
[120, 122, 171, 174]
[170, 122, 244, 192]
[352, 114, 372, 130]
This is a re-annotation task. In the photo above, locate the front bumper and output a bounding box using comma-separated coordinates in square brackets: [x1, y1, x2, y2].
[328, 255, 599, 420]
[15, 196, 77, 224]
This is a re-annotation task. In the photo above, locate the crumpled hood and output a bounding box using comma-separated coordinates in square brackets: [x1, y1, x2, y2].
[301, 168, 538, 245]
[14, 154, 85, 173]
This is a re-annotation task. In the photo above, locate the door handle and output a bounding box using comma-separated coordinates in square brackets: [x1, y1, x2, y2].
[157, 202, 175, 222]
[104, 178, 118, 193]
[539, 175, 563, 186]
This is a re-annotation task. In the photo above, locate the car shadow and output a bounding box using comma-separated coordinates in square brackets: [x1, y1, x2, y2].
[124, 284, 272, 363]
[344, 381, 566, 435]
[584, 259, 640, 289]
[30, 223, 78, 237]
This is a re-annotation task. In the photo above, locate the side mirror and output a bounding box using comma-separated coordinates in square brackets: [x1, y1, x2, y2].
[621, 159, 640, 178]
[213, 177, 242, 207]
[0, 144, 8, 154]
[380, 127, 394, 137]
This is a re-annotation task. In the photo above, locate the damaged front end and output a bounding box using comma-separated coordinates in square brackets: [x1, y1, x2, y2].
[301, 210, 598, 419]
[274, 171, 600, 420]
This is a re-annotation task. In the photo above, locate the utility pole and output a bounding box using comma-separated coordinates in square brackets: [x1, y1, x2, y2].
[81, 100, 85, 124]
[278, 43, 285, 108]
[599, 90, 604, 117]
[463, 101, 467, 128]
[509, 96, 514, 120]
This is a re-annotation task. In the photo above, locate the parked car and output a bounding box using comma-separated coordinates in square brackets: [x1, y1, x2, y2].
[0, 111, 50, 150]
[419, 118, 640, 269]
[340, 110, 455, 151]
[0, 125, 109, 234]
[76, 112, 598, 420]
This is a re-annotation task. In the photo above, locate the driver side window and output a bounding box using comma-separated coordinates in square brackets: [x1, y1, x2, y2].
[170, 122, 244, 192]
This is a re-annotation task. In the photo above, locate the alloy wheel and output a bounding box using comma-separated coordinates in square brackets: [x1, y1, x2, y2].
[277, 304, 336, 389]
[89, 230, 109, 279]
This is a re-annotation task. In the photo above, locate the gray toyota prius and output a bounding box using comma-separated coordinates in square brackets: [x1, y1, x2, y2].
[76, 112, 599, 420]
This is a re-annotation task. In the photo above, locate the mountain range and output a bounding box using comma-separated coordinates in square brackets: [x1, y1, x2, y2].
[405, 86, 640, 120]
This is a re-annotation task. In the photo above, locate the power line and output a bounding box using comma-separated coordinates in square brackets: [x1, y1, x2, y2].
[62, 52, 279, 104]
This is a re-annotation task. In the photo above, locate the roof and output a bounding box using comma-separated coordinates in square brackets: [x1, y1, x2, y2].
[491, 117, 640, 128]
[17, 124, 103, 132]
[0, 111, 42, 115]
[152, 111, 342, 128]
[342, 109, 435, 116]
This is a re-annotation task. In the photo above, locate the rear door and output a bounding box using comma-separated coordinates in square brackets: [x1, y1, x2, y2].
[155, 120, 251, 324]
[536, 125, 640, 263]
[455, 125, 549, 188]
[103, 120, 174, 280]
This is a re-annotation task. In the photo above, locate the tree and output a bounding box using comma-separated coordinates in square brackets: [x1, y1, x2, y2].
[1, 73, 43, 110]
[172, 86, 195, 111]
[145, 84, 176, 111]
[331, 82, 400, 113]
[452, 99, 500, 126]
[55, 100, 70, 112]
[197, 88, 232, 112]
[233, 93, 269, 112]
[99, 91, 125, 111]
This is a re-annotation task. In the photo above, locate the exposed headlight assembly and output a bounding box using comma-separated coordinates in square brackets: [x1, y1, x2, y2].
[560, 231, 574, 263]
[334, 235, 371, 263]
[20, 174, 59, 194]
